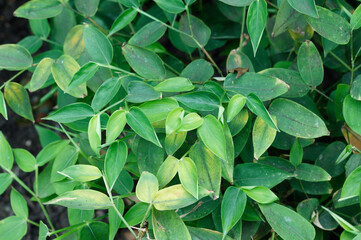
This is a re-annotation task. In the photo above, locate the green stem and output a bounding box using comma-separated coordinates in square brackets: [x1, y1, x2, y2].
[239, 7, 247, 49]
[39, 123, 78, 137]
[27, 219, 40, 227]
[35, 166, 39, 197]
[59, 123, 88, 159]
[40, 37, 62, 47]
[266, 0, 279, 9]
[0, 69, 27, 90]
[329, 51, 352, 71]
[103, 176, 137, 238]
[350, 32, 355, 85]
[137, 203, 152, 239]
[99, 97, 125, 114]
[96, 63, 139, 78]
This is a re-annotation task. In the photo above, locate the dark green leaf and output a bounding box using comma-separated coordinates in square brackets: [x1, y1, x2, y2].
[129, 21, 167, 47]
[295, 163, 331, 182]
[174, 91, 220, 111]
[287, 0, 318, 18]
[74, 0, 99, 17]
[179, 14, 211, 48]
[105, 141, 128, 190]
[154, 0, 185, 14]
[155, 77, 194, 92]
[84, 25, 113, 65]
[91, 77, 121, 111]
[14, 0, 63, 19]
[247, 0, 268, 55]
[126, 81, 160, 103]
[109, 9, 137, 36]
[44, 103, 94, 123]
[67, 62, 99, 91]
[180, 59, 214, 83]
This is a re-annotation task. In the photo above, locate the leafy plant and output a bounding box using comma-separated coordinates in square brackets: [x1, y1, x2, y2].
[1, 0, 361, 239]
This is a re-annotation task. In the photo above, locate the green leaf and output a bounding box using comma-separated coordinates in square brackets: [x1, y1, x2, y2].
[4, 82, 34, 121]
[10, 188, 28, 219]
[343, 94, 361, 136]
[155, 77, 194, 92]
[45, 189, 112, 210]
[51, 55, 87, 98]
[174, 91, 220, 111]
[109, 198, 124, 240]
[44, 103, 94, 123]
[154, 0, 185, 13]
[259, 202, 316, 240]
[67, 62, 99, 92]
[136, 171, 159, 203]
[129, 21, 167, 47]
[165, 131, 187, 155]
[166, 107, 184, 135]
[178, 157, 198, 199]
[156, 155, 179, 188]
[179, 14, 211, 48]
[190, 142, 221, 199]
[29, 19, 50, 38]
[109, 9, 137, 36]
[18, 36, 42, 54]
[247, 0, 268, 55]
[118, 0, 139, 8]
[221, 123, 234, 183]
[13, 149, 37, 172]
[225, 72, 289, 101]
[153, 208, 192, 240]
[0, 131, 14, 170]
[106, 110, 126, 144]
[290, 138, 303, 167]
[91, 77, 122, 111]
[305, 6, 351, 45]
[74, 0, 99, 17]
[126, 81, 160, 103]
[294, 163, 331, 182]
[136, 138, 164, 175]
[321, 207, 359, 234]
[273, 0, 300, 37]
[64, 25, 85, 59]
[234, 163, 292, 188]
[105, 141, 128, 190]
[287, 0, 318, 18]
[0, 216, 27, 240]
[80, 222, 109, 239]
[29, 57, 53, 92]
[180, 59, 214, 83]
[126, 107, 162, 147]
[240, 186, 279, 204]
[178, 113, 204, 132]
[120, 202, 148, 228]
[51, 145, 79, 182]
[88, 115, 101, 155]
[84, 25, 113, 65]
[198, 115, 227, 160]
[351, 4, 361, 30]
[252, 116, 277, 159]
[38, 221, 49, 240]
[227, 94, 246, 122]
[0, 91, 7, 120]
[0, 173, 12, 195]
[341, 165, 361, 199]
[269, 98, 329, 138]
[218, 0, 254, 7]
[59, 164, 102, 182]
[297, 41, 324, 87]
[122, 44, 166, 79]
[14, 0, 63, 19]
[221, 186, 246, 239]
[153, 184, 197, 210]
[139, 98, 179, 123]
[246, 93, 278, 131]
[350, 76, 361, 100]
[36, 140, 69, 167]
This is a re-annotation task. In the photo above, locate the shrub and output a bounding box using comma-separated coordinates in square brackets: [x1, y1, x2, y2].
[1, 0, 361, 239]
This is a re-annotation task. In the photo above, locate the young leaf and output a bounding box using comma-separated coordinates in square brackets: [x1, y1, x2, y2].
[29, 57, 53, 92]
[88, 115, 101, 155]
[0, 91, 7, 120]
[287, 0, 318, 18]
[59, 165, 102, 182]
[136, 171, 159, 203]
[294, 163, 332, 182]
[155, 77, 194, 92]
[105, 141, 128, 190]
[0, 131, 14, 171]
[38, 221, 49, 240]
[109, 9, 137, 36]
[156, 155, 179, 188]
[74, 0, 99, 17]
[67, 62, 99, 91]
[10, 188, 28, 220]
[106, 110, 126, 144]
[341, 165, 361, 199]
[36, 140, 69, 167]
[0, 216, 27, 240]
[305, 6, 351, 45]
[221, 187, 246, 239]
[45, 189, 112, 210]
[252, 116, 277, 159]
[247, 0, 268, 55]
[122, 44, 166, 79]
[178, 113, 204, 132]
[126, 107, 162, 147]
[259, 202, 316, 240]
[290, 138, 303, 167]
[179, 14, 211, 48]
[13, 149, 37, 172]
[129, 21, 167, 47]
[165, 131, 187, 155]
[4, 82, 34, 121]
[269, 98, 329, 138]
[321, 207, 359, 234]
[351, 5, 361, 30]
[246, 93, 278, 131]
[227, 94, 246, 122]
[178, 157, 198, 199]
[153, 184, 197, 210]
[297, 41, 324, 87]
[153, 208, 192, 240]
[166, 107, 184, 135]
[154, 0, 185, 14]
[43, 103, 94, 123]
[91, 77, 122, 111]
[198, 115, 227, 160]
[83, 25, 113, 65]
[14, 0, 63, 19]
[0, 173, 13, 195]
[240, 186, 279, 204]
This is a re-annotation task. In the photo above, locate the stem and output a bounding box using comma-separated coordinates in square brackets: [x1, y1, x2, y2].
[103, 176, 137, 238]
[35, 166, 39, 197]
[329, 51, 352, 71]
[40, 37, 62, 47]
[49, 215, 107, 235]
[118, 2, 135, 34]
[0, 69, 27, 90]
[39, 123, 78, 137]
[99, 98, 125, 114]
[27, 219, 40, 227]
[266, 1, 279, 9]
[59, 123, 88, 159]
[239, 7, 247, 49]
[87, 18, 108, 35]
[312, 87, 339, 107]
[96, 63, 139, 78]
[350, 32, 355, 85]
[136, 203, 152, 239]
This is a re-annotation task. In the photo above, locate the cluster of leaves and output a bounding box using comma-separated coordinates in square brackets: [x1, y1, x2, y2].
[3, 0, 361, 239]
